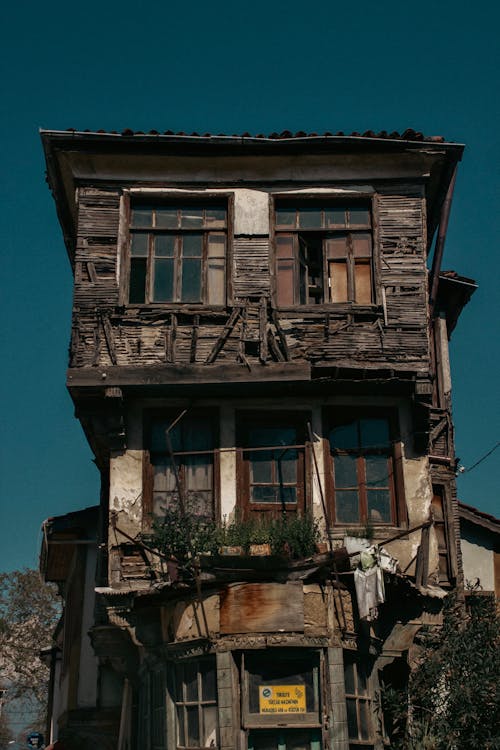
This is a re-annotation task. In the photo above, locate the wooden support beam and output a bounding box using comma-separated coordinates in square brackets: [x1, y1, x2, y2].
[271, 309, 290, 361]
[259, 296, 268, 363]
[190, 314, 200, 363]
[101, 315, 118, 365]
[205, 307, 241, 364]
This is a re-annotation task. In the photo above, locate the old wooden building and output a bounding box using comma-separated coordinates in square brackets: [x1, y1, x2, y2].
[40, 128, 476, 750]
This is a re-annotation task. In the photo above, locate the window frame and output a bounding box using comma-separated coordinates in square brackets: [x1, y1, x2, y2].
[173, 656, 219, 750]
[271, 195, 379, 310]
[119, 191, 234, 308]
[343, 652, 375, 749]
[142, 409, 220, 528]
[323, 408, 406, 528]
[236, 411, 310, 520]
[241, 649, 323, 730]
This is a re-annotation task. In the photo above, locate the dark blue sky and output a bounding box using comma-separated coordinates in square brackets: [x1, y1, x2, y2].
[0, 1, 498, 572]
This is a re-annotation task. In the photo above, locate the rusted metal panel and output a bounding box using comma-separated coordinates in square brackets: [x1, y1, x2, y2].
[219, 582, 304, 634]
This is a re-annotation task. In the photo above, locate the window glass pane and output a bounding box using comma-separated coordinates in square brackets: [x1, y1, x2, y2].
[182, 234, 203, 256]
[277, 259, 295, 306]
[184, 662, 199, 701]
[358, 666, 368, 694]
[354, 263, 372, 304]
[207, 260, 225, 305]
[247, 652, 317, 715]
[202, 705, 218, 746]
[177, 705, 185, 746]
[360, 419, 390, 449]
[251, 486, 279, 503]
[155, 234, 175, 257]
[349, 206, 371, 227]
[359, 700, 371, 740]
[251, 451, 273, 483]
[329, 421, 358, 451]
[325, 207, 347, 227]
[132, 207, 153, 226]
[278, 449, 298, 484]
[335, 491, 360, 523]
[365, 455, 389, 486]
[185, 456, 212, 491]
[205, 207, 226, 227]
[207, 233, 226, 258]
[183, 417, 214, 451]
[344, 660, 355, 694]
[153, 460, 176, 492]
[299, 207, 322, 228]
[131, 232, 149, 256]
[153, 259, 174, 302]
[329, 262, 348, 302]
[368, 490, 391, 523]
[181, 207, 204, 228]
[207, 234, 226, 306]
[276, 207, 296, 227]
[346, 698, 359, 740]
[130, 258, 147, 303]
[186, 705, 200, 745]
[155, 207, 178, 228]
[334, 455, 358, 487]
[181, 259, 202, 302]
[201, 662, 217, 701]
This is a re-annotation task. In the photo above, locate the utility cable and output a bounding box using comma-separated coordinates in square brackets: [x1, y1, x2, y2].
[457, 440, 499, 474]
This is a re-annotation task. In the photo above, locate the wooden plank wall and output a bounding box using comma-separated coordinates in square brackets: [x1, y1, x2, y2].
[70, 189, 430, 374]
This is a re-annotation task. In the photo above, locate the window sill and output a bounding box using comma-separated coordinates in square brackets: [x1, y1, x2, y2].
[276, 303, 382, 316]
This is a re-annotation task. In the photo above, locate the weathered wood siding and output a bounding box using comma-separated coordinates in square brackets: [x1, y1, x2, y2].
[70, 190, 430, 375]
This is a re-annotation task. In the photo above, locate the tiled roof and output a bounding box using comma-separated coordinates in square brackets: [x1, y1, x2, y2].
[61, 127, 448, 143]
[459, 501, 500, 531]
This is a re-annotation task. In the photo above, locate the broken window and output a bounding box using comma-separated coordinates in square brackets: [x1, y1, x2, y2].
[147, 412, 217, 521]
[237, 413, 307, 518]
[326, 412, 399, 526]
[129, 203, 227, 305]
[275, 202, 373, 306]
[344, 654, 374, 748]
[174, 657, 219, 749]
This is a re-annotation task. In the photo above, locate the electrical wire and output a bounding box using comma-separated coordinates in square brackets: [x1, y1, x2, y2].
[458, 440, 500, 474]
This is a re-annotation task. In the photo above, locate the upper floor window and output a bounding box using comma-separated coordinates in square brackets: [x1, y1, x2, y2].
[274, 202, 373, 306]
[325, 411, 400, 526]
[237, 412, 307, 519]
[129, 203, 227, 305]
[146, 411, 217, 521]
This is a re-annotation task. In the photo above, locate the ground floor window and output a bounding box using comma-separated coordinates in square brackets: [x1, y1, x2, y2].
[242, 650, 321, 728]
[174, 657, 219, 749]
[344, 654, 374, 748]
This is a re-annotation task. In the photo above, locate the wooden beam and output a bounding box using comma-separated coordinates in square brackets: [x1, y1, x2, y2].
[205, 307, 241, 364]
[67, 361, 311, 388]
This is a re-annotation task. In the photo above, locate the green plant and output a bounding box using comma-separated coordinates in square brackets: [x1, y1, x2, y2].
[143, 510, 218, 562]
[269, 513, 320, 558]
[381, 593, 500, 749]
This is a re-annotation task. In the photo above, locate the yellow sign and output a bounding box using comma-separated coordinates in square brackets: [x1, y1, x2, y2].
[258, 685, 306, 714]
